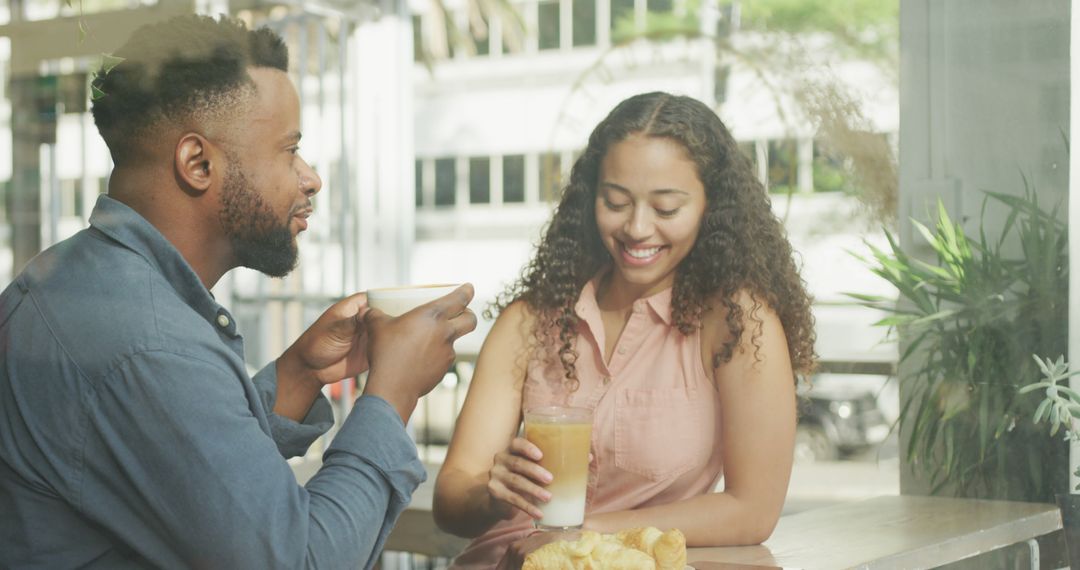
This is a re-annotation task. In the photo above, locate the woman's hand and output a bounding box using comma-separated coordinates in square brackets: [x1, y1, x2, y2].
[487, 437, 553, 521]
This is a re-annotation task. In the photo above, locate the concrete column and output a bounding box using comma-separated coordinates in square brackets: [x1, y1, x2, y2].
[797, 137, 813, 193]
[354, 0, 416, 288]
[1069, 0, 1079, 494]
[9, 74, 42, 276]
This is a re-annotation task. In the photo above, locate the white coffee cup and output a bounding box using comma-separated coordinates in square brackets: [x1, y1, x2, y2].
[366, 284, 461, 317]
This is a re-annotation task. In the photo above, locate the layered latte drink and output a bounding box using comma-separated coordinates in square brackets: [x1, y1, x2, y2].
[524, 406, 593, 530]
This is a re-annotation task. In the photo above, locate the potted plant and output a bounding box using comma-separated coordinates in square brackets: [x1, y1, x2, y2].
[1022, 354, 1080, 564]
[848, 184, 1069, 502]
[1021, 355, 1080, 441]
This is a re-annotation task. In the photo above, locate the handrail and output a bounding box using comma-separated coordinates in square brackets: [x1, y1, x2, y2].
[815, 359, 896, 376]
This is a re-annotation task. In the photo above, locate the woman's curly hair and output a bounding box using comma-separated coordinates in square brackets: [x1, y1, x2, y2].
[493, 92, 816, 388]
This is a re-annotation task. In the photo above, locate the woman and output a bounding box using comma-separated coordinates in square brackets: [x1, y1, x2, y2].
[433, 92, 815, 568]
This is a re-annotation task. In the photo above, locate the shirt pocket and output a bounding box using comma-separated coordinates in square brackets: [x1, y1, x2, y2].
[613, 387, 710, 482]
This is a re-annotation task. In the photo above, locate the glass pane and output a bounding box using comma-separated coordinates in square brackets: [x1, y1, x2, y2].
[469, 157, 490, 204]
[538, 1, 560, 50]
[540, 152, 562, 202]
[434, 158, 456, 207]
[572, 0, 596, 47]
[502, 155, 525, 203]
[414, 159, 424, 207]
[0, 180, 9, 234]
[610, 0, 634, 39]
[714, 65, 729, 105]
[812, 143, 854, 194]
[60, 179, 80, 218]
[767, 139, 797, 194]
[412, 15, 424, 62]
[647, 0, 672, 13]
[473, 15, 490, 56]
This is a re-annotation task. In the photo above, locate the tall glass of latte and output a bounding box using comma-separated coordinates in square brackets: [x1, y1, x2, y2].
[524, 406, 593, 530]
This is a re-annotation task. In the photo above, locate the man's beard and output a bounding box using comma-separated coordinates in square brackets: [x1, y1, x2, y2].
[219, 160, 299, 278]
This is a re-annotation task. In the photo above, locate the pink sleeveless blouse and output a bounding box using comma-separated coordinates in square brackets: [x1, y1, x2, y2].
[448, 279, 724, 568]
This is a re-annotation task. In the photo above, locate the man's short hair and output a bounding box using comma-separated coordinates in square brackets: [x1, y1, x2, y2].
[90, 15, 288, 165]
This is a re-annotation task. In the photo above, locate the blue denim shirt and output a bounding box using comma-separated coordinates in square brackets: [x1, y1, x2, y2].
[0, 195, 426, 569]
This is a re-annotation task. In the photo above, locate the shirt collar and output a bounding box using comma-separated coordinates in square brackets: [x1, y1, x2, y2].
[574, 269, 674, 326]
[88, 194, 226, 330]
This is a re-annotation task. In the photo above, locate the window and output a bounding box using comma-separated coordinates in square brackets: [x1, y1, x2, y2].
[503, 155, 525, 203]
[540, 152, 562, 202]
[0, 180, 9, 222]
[714, 65, 730, 105]
[767, 139, 797, 194]
[573, 0, 597, 47]
[469, 157, 490, 204]
[610, 0, 635, 40]
[812, 143, 854, 194]
[434, 158, 456, 207]
[59, 179, 81, 218]
[472, 15, 490, 56]
[538, 0, 561, 50]
[415, 159, 424, 207]
[412, 15, 425, 62]
[647, 0, 672, 14]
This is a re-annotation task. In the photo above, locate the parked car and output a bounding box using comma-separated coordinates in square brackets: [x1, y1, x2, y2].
[795, 374, 894, 462]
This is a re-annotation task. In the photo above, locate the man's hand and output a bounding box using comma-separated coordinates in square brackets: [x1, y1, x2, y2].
[362, 283, 477, 422]
[274, 292, 371, 420]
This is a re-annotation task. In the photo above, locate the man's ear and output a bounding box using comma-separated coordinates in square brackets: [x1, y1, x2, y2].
[174, 133, 214, 194]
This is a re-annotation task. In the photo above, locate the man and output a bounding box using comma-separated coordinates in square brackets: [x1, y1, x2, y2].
[0, 14, 475, 568]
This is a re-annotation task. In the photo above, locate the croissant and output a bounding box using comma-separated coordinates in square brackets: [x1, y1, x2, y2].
[617, 527, 687, 570]
[522, 527, 686, 570]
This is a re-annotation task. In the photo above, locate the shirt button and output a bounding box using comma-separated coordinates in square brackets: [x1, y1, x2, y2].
[603, 375, 612, 384]
[617, 346, 627, 355]
[217, 314, 231, 328]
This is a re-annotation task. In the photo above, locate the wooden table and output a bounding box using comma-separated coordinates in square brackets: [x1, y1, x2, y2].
[380, 470, 1063, 569]
[383, 464, 471, 559]
[686, 495, 1063, 570]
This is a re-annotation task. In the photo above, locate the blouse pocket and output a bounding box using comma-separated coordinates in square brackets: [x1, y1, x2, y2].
[613, 387, 711, 482]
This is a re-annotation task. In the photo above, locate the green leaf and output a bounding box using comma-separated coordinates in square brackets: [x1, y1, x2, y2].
[1034, 398, 1052, 424]
[1056, 386, 1080, 403]
[100, 54, 126, 73]
[1033, 354, 1052, 378]
[900, 332, 930, 364]
[909, 309, 958, 327]
[873, 315, 917, 327]
[912, 219, 939, 250]
[843, 292, 892, 304]
[913, 259, 952, 279]
[1018, 382, 1051, 395]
